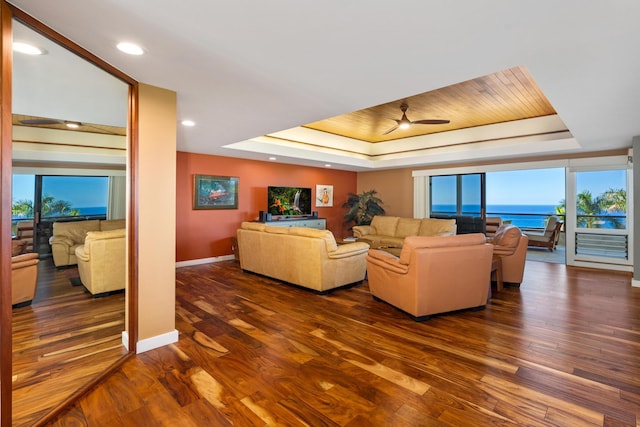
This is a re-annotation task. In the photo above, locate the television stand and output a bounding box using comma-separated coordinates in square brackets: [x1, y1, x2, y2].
[263, 217, 326, 230]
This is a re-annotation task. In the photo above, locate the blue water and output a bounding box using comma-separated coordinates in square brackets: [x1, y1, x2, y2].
[432, 204, 626, 229]
[12, 206, 106, 220]
[75, 206, 107, 216]
[432, 204, 559, 229]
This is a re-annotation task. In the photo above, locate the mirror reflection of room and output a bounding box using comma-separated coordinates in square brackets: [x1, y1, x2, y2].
[11, 18, 130, 426]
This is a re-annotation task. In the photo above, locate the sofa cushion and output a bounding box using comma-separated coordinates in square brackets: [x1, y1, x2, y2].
[356, 234, 382, 244]
[379, 237, 404, 247]
[395, 218, 421, 238]
[83, 229, 126, 256]
[12, 240, 27, 256]
[264, 225, 290, 234]
[370, 216, 399, 237]
[100, 219, 126, 231]
[53, 220, 101, 244]
[289, 227, 338, 252]
[418, 218, 456, 236]
[491, 224, 522, 256]
[399, 233, 487, 265]
[241, 222, 266, 232]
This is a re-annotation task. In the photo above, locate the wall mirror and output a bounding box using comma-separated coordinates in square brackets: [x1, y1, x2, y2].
[9, 13, 133, 426]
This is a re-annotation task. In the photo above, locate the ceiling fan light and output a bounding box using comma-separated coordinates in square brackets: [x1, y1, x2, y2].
[399, 122, 411, 129]
[13, 42, 44, 55]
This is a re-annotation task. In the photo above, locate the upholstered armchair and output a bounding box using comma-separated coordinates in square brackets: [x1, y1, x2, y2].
[12, 253, 39, 308]
[366, 234, 494, 321]
[490, 224, 528, 286]
[50, 220, 102, 267]
[75, 228, 126, 296]
[50, 219, 126, 267]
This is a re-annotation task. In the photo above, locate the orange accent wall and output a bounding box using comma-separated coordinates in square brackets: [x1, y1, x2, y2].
[176, 152, 357, 262]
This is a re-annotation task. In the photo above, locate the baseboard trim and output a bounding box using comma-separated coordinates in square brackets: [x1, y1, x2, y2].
[121, 331, 129, 351]
[133, 329, 179, 354]
[176, 255, 235, 268]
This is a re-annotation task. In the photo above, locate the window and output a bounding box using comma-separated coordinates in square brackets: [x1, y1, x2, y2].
[430, 173, 485, 217]
[575, 170, 626, 229]
[40, 176, 108, 218]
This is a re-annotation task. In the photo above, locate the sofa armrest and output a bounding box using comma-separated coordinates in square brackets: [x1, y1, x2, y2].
[74, 245, 90, 262]
[492, 245, 516, 257]
[12, 253, 39, 270]
[352, 225, 372, 238]
[327, 242, 370, 259]
[366, 249, 409, 274]
[49, 235, 74, 247]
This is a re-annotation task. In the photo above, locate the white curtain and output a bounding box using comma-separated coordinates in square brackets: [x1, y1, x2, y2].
[107, 176, 126, 219]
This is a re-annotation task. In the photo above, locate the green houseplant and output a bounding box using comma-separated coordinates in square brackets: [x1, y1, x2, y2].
[342, 189, 385, 227]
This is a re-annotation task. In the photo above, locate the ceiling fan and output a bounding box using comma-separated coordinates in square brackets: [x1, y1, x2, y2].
[383, 102, 450, 135]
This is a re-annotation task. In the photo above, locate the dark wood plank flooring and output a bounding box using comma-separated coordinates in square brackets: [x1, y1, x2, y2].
[45, 260, 640, 426]
[12, 256, 127, 427]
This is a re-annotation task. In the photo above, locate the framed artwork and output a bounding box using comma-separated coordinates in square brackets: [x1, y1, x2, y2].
[316, 184, 333, 207]
[193, 175, 239, 209]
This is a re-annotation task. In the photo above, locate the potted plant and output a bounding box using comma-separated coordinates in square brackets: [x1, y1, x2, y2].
[342, 189, 385, 227]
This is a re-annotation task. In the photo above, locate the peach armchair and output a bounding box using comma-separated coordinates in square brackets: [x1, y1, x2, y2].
[490, 224, 528, 286]
[12, 253, 39, 308]
[366, 234, 494, 321]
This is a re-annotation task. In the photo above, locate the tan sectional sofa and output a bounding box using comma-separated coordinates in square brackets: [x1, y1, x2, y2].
[352, 216, 457, 250]
[49, 219, 126, 267]
[237, 222, 370, 293]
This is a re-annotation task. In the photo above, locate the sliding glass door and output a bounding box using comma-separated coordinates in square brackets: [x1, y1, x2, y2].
[12, 174, 109, 254]
[429, 172, 486, 233]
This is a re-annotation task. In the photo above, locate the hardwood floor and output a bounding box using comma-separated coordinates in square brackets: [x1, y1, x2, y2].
[44, 259, 640, 426]
[12, 256, 127, 427]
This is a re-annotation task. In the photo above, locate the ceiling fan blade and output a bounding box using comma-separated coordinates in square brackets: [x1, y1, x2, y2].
[411, 119, 450, 125]
[19, 119, 62, 125]
[382, 124, 399, 135]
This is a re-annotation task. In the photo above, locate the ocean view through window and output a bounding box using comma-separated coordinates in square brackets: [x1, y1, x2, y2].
[12, 175, 108, 222]
[431, 168, 566, 229]
[430, 204, 559, 229]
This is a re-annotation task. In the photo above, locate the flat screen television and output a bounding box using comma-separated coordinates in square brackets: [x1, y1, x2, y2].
[267, 186, 312, 217]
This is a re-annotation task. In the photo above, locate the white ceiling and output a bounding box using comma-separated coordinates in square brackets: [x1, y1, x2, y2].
[9, 1, 640, 171]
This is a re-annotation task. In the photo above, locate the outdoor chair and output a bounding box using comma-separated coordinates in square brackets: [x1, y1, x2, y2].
[525, 216, 563, 251]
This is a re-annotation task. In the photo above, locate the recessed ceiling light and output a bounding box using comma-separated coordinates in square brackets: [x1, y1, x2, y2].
[324, 164, 332, 168]
[181, 120, 195, 127]
[13, 42, 45, 55]
[268, 157, 277, 161]
[117, 42, 144, 55]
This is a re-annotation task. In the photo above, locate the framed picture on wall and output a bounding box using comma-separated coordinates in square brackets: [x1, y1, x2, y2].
[193, 175, 239, 209]
[316, 184, 333, 207]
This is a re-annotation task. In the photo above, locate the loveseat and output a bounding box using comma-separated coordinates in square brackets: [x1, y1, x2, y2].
[352, 216, 456, 250]
[49, 219, 125, 267]
[237, 222, 370, 293]
[366, 233, 493, 320]
[75, 228, 126, 296]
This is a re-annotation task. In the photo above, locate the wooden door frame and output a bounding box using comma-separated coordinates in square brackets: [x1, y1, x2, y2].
[1, 3, 139, 424]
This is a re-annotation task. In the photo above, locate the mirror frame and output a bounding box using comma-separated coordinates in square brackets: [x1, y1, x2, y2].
[1, 2, 139, 424]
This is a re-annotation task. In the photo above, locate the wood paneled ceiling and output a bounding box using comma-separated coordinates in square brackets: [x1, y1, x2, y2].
[303, 66, 559, 143]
